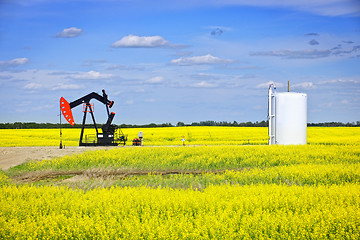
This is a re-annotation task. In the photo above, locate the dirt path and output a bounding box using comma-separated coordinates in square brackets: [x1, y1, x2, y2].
[0, 146, 118, 170]
[14, 169, 231, 183]
[0, 145, 221, 171]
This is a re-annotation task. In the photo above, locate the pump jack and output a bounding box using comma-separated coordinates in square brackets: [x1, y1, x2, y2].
[60, 90, 127, 146]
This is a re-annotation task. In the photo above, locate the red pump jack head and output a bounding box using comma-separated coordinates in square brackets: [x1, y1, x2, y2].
[60, 97, 75, 126]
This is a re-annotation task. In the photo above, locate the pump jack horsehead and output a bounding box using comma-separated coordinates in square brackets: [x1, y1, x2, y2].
[60, 90, 127, 146]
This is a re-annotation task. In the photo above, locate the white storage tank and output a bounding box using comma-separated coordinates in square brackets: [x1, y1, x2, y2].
[268, 84, 307, 145]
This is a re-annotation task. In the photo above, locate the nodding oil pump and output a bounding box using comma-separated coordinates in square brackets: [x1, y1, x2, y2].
[60, 90, 127, 146]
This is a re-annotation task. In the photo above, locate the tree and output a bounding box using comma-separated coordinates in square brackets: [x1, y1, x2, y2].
[176, 122, 185, 127]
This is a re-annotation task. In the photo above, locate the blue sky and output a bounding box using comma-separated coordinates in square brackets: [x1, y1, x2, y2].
[0, 0, 359, 125]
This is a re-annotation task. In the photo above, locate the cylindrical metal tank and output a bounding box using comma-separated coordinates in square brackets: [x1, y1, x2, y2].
[274, 92, 307, 145]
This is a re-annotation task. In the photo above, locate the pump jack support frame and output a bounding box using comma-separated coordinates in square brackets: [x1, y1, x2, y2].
[79, 103, 99, 146]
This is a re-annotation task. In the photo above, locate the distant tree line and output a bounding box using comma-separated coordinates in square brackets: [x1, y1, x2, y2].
[0, 122, 175, 129]
[1, 121, 359, 129]
[175, 120, 268, 127]
[0, 122, 87, 129]
[307, 121, 360, 127]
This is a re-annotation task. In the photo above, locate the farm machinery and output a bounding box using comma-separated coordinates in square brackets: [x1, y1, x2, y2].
[60, 90, 127, 146]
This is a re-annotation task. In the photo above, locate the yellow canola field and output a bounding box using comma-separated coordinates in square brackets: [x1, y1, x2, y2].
[0, 126, 359, 146]
[1, 127, 360, 239]
[24, 144, 360, 172]
[1, 183, 359, 239]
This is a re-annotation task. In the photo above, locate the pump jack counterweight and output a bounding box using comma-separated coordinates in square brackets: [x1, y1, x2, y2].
[60, 90, 127, 146]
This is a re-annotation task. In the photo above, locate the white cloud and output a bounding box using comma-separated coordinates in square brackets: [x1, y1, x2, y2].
[256, 81, 284, 89]
[251, 44, 360, 59]
[56, 27, 83, 38]
[51, 83, 83, 90]
[24, 82, 42, 90]
[251, 49, 332, 59]
[0, 58, 29, 68]
[112, 34, 170, 48]
[171, 54, 235, 66]
[191, 81, 217, 88]
[341, 99, 350, 104]
[191, 73, 219, 81]
[318, 78, 360, 85]
[1, 69, 102, 92]
[107, 64, 145, 71]
[23, 80, 83, 91]
[257, 81, 315, 90]
[146, 76, 165, 84]
[82, 59, 107, 67]
[32, 104, 53, 111]
[319, 102, 334, 108]
[292, 82, 316, 90]
[72, 71, 113, 80]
